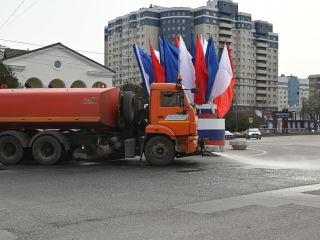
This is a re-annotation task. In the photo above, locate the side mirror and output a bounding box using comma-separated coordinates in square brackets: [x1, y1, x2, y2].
[191, 88, 199, 93]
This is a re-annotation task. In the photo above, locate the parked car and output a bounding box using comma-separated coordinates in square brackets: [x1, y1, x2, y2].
[225, 131, 236, 139]
[232, 132, 243, 138]
[240, 131, 247, 138]
[246, 128, 261, 139]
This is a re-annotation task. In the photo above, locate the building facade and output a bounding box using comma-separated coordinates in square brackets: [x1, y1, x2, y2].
[2, 43, 115, 89]
[308, 74, 320, 99]
[104, 0, 279, 111]
[278, 75, 309, 111]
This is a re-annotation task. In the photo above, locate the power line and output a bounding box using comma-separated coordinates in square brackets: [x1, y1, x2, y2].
[0, 0, 25, 30]
[0, 38, 133, 57]
[0, 0, 41, 31]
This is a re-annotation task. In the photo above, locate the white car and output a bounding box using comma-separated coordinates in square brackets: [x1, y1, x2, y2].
[246, 128, 261, 139]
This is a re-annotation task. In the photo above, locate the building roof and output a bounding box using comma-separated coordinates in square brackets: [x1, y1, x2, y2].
[4, 48, 29, 58]
[2, 42, 115, 73]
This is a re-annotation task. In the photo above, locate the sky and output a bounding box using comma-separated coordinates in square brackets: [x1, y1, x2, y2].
[0, 0, 319, 78]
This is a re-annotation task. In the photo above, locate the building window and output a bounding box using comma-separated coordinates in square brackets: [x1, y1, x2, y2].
[206, 26, 210, 30]
[206, 19, 209, 23]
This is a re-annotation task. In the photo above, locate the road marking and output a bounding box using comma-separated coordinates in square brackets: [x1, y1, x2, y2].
[175, 184, 320, 214]
[247, 148, 268, 157]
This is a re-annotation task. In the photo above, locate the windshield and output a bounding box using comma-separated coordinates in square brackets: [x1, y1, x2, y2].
[249, 129, 259, 132]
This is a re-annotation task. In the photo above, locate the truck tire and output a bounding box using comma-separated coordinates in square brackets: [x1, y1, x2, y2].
[123, 91, 134, 122]
[145, 136, 175, 166]
[0, 136, 26, 165]
[32, 136, 62, 165]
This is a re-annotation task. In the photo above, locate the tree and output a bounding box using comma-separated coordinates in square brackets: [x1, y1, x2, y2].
[224, 110, 266, 132]
[0, 62, 19, 88]
[121, 82, 149, 106]
[301, 94, 320, 120]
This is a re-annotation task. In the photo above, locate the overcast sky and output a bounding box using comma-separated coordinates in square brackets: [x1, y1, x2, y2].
[1, 0, 319, 78]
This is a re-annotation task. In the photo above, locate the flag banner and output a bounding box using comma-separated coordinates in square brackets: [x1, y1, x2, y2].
[158, 35, 165, 68]
[213, 44, 235, 118]
[149, 40, 166, 83]
[163, 36, 179, 83]
[178, 35, 196, 103]
[175, 32, 179, 48]
[190, 32, 196, 66]
[202, 35, 208, 56]
[204, 37, 219, 103]
[194, 34, 209, 105]
[133, 44, 154, 97]
[209, 44, 233, 102]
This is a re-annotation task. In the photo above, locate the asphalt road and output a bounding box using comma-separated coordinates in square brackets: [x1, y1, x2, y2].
[1, 135, 320, 240]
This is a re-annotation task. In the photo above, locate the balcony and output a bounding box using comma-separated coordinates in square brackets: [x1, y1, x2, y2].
[256, 69, 267, 74]
[256, 89, 267, 94]
[256, 55, 268, 61]
[256, 62, 267, 67]
[256, 76, 268, 81]
[256, 49, 267, 54]
[219, 17, 233, 22]
[256, 96, 267, 101]
[256, 42, 268, 48]
[219, 22, 232, 28]
[219, 37, 233, 43]
[219, 30, 233, 36]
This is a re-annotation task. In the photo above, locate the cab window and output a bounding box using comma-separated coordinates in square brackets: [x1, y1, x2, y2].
[161, 92, 176, 107]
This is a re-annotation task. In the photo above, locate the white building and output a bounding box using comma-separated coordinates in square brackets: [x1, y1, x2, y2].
[2, 43, 115, 88]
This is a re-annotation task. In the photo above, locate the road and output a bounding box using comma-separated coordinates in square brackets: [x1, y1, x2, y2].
[1, 135, 320, 240]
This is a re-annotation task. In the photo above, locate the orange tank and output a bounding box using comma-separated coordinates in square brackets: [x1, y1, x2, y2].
[0, 88, 119, 129]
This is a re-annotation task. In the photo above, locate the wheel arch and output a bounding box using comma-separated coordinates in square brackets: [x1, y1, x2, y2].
[0, 131, 31, 147]
[29, 131, 70, 150]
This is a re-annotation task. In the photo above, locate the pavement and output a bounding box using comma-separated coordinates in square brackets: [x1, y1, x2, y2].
[1, 135, 320, 239]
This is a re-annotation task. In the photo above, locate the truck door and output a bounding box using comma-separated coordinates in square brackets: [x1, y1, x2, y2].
[157, 91, 190, 136]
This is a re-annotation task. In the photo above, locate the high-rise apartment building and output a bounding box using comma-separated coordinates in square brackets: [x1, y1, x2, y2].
[104, 0, 279, 111]
[308, 74, 320, 99]
[278, 74, 309, 110]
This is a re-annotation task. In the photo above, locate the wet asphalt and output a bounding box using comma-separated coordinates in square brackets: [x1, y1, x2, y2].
[1, 135, 320, 240]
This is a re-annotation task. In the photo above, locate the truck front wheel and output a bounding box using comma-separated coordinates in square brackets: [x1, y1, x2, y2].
[145, 136, 175, 166]
[0, 136, 26, 165]
[32, 136, 62, 165]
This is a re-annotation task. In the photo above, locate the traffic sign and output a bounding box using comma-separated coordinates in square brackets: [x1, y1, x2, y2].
[249, 118, 253, 123]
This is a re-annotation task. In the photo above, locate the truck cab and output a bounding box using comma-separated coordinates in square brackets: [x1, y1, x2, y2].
[142, 81, 200, 165]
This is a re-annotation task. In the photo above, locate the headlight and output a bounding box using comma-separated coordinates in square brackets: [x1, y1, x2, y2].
[193, 140, 197, 145]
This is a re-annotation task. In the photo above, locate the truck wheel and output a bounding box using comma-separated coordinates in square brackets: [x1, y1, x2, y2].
[123, 91, 134, 122]
[32, 136, 62, 165]
[0, 136, 26, 165]
[145, 136, 175, 166]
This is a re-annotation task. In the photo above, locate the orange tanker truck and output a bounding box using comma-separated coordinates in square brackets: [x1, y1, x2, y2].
[0, 78, 205, 166]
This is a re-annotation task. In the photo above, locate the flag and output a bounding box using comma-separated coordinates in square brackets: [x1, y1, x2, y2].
[178, 35, 196, 103]
[204, 37, 219, 103]
[175, 32, 179, 48]
[158, 35, 165, 68]
[149, 40, 166, 83]
[163, 36, 179, 83]
[213, 44, 235, 118]
[209, 44, 233, 102]
[133, 44, 154, 97]
[202, 36, 208, 56]
[190, 32, 196, 66]
[194, 34, 209, 105]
